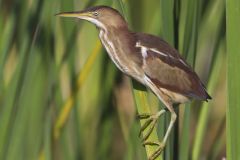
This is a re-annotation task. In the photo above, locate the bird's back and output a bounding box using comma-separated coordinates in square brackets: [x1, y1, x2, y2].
[134, 32, 211, 101]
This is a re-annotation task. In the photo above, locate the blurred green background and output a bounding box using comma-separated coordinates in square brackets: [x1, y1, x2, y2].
[0, 0, 229, 160]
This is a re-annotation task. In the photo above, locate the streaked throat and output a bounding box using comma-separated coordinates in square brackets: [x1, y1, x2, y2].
[99, 29, 126, 72]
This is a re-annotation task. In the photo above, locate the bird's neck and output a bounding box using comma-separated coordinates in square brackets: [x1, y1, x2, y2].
[98, 27, 129, 71]
[98, 26, 130, 48]
[98, 27, 143, 80]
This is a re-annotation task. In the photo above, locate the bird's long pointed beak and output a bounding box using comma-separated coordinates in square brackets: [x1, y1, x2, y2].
[56, 10, 105, 29]
[55, 12, 91, 18]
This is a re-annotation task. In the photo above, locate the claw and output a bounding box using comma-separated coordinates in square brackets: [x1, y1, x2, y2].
[149, 143, 165, 160]
[138, 110, 166, 141]
[138, 109, 168, 160]
[138, 109, 176, 160]
[143, 141, 165, 160]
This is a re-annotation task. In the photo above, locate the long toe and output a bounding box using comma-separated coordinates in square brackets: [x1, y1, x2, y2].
[143, 141, 161, 146]
[138, 114, 159, 140]
[148, 143, 166, 160]
[137, 113, 152, 119]
[141, 119, 158, 141]
[139, 118, 153, 137]
[139, 112, 163, 141]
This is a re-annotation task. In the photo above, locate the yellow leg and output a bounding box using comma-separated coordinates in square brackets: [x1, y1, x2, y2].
[138, 79, 178, 159]
[163, 111, 177, 144]
[138, 109, 166, 141]
[140, 109, 177, 160]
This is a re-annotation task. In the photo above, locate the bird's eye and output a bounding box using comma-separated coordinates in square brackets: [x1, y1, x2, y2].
[93, 11, 99, 17]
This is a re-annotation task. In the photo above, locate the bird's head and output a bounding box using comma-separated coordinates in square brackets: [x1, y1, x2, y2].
[56, 6, 128, 30]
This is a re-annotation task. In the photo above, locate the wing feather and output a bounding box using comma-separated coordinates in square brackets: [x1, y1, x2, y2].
[135, 33, 211, 100]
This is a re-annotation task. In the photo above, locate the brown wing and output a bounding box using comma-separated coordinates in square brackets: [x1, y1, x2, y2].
[136, 33, 211, 100]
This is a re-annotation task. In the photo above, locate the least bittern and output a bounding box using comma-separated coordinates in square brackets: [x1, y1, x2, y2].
[57, 6, 211, 160]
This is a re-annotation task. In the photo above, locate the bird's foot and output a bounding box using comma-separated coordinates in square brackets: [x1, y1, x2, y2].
[137, 110, 166, 141]
[143, 141, 165, 160]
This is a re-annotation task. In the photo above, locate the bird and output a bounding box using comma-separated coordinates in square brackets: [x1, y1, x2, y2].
[56, 5, 211, 160]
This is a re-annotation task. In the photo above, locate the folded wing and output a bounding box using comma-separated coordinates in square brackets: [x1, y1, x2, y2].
[135, 33, 211, 101]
